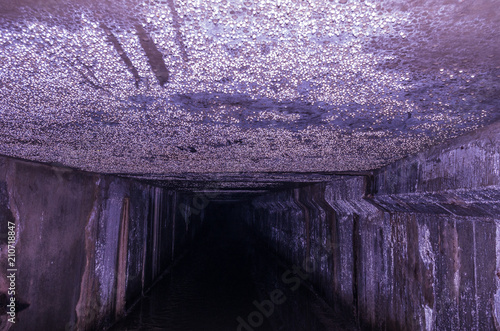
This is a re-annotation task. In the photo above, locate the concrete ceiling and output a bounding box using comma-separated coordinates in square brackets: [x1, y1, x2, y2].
[0, 0, 499, 187]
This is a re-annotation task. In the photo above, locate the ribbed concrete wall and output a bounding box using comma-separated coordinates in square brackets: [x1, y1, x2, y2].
[248, 122, 500, 331]
[367, 120, 500, 330]
[249, 179, 384, 328]
[0, 157, 201, 331]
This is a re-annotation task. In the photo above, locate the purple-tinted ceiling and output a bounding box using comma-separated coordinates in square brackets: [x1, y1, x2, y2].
[0, 0, 499, 186]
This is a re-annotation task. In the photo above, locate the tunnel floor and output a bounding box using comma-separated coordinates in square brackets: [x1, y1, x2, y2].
[109, 213, 358, 331]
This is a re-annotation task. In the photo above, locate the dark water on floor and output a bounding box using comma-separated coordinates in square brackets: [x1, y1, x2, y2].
[110, 216, 357, 331]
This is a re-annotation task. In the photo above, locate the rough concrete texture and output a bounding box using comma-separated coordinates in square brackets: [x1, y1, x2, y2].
[0, 155, 201, 331]
[370, 120, 500, 217]
[0, 0, 499, 180]
[249, 179, 383, 326]
[248, 122, 500, 330]
[250, 183, 500, 331]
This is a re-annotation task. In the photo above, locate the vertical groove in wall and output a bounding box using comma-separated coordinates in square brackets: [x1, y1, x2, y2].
[330, 208, 339, 304]
[472, 219, 479, 330]
[140, 188, 150, 296]
[152, 187, 160, 279]
[352, 213, 360, 328]
[494, 220, 500, 330]
[171, 191, 176, 262]
[314, 183, 340, 305]
[294, 188, 311, 265]
[75, 177, 101, 331]
[115, 197, 130, 319]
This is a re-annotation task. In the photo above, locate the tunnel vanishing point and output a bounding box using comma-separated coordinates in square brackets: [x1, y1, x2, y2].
[0, 0, 500, 330]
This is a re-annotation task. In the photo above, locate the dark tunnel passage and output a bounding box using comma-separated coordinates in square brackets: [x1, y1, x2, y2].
[109, 203, 356, 331]
[110, 204, 276, 331]
[0, 120, 499, 330]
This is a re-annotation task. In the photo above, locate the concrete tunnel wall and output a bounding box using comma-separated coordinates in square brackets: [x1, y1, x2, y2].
[246, 121, 500, 331]
[0, 157, 203, 331]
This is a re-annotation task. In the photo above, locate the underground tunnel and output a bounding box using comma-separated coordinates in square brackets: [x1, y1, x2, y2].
[0, 0, 500, 330]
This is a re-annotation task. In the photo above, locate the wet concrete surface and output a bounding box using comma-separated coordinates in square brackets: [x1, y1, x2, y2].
[2, 0, 500, 176]
[109, 208, 357, 331]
